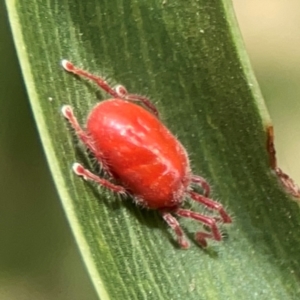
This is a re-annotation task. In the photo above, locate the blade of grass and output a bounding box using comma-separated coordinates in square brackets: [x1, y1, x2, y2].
[6, 0, 300, 299]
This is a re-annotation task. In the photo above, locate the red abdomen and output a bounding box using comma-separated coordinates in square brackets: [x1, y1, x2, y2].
[86, 99, 191, 209]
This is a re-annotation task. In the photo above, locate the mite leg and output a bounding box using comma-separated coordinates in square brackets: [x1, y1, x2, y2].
[274, 168, 300, 198]
[114, 85, 159, 118]
[62, 105, 97, 153]
[160, 210, 189, 249]
[266, 125, 300, 198]
[191, 175, 211, 197]
[175, 208, 222, 247]
[62, 105, 111, 175]
[266, 125, 277, 170]
[188, 191, 232, 223]
[62, 60, 159, 117]
[73, 163, 126, 194]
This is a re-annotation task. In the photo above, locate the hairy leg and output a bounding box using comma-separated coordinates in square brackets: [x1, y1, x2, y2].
[191, 175, 211, 197]
[160, 210, 189, 249]
[175, 208, 222, 247]
[62, 105, 97, 153]
[189, 191, 232, 223]
[62, 60, 159, 117]
[73, 163, 126, 194]
[62, 105, 112, 175]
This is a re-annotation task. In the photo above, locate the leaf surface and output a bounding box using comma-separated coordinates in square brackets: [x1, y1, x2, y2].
[6, 0, 300, 299]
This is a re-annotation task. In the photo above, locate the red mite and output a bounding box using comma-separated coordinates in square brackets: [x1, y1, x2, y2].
[61, 60, 232, 248]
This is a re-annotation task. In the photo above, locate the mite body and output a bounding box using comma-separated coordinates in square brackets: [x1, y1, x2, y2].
[86, 99, 190, 209]
[62, 60, 232, 248]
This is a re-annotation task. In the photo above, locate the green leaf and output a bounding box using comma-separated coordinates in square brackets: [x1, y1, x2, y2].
[6, 0, 300, 299]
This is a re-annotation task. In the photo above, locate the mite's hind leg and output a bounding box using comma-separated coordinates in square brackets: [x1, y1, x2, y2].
[160, 210, 189, 249]
[175, 208, 222, 247]
[189, 191, 232, 224]
[191, 175, 211, 197]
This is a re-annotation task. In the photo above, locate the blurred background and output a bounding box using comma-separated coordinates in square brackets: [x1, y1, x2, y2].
[1, 1, 299, 299]
[234, 0, 300, 182]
